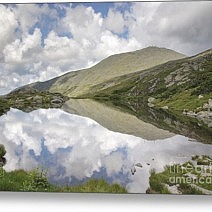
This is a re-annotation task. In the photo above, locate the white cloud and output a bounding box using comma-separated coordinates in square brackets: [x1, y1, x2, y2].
[0, 5, 18, 61]
[126, 2, 212, 55]
[3, 28, 42, 63]
[104, 8, 125, 34]
[0, 2, 211, 94]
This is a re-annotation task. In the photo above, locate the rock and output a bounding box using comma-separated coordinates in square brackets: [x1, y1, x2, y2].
[164, 184, 182, 194]
[135, 163, 143, 168]
[208, 123, 212, 128]
[51, 98, 63, 104]
[147, 102, 155, 107]
[208, 99, 212, 109]
[203, 103, 209, 109]
[161, 106, 169, 110]
[187, 111, 196, 116]
[26, 97, 33, 101]
[148, 97, 155, 103]
[198, 95, 203, 99]
[131, 166, 136, 175]
[196, 107, 202, 111]
[183, 109, 188, 115]
[33, 95, 43, 104]
[51, 103, 61, 108]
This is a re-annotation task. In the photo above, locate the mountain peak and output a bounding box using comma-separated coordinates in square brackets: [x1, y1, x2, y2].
[31, 47, 186, 97]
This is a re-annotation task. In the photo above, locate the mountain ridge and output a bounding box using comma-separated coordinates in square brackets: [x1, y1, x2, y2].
[28, 46, 186, 97]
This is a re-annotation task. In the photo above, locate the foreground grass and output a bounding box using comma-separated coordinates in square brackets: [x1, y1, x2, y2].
[0, 168, 127, 193]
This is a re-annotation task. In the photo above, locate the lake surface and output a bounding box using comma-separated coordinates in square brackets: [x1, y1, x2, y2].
[0, 106, 212, 193]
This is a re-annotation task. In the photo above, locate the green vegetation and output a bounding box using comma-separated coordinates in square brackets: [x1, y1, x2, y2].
[155, 90, 211, 113]
[0, 167, 127, 193]
[0, 144, 6, 157]
[147, 155, 212, 194]
[147, 169, 171, 194]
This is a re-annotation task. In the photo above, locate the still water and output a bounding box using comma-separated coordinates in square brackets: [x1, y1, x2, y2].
[0, 107, 212, 193]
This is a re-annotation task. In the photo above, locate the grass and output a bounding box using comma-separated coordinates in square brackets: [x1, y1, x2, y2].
[0, 167, 127, 193]
[155, 89, 211, 113]
[147, 155, 212, 194]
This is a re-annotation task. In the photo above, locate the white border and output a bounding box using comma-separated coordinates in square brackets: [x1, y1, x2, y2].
[0, 1, 211, 211]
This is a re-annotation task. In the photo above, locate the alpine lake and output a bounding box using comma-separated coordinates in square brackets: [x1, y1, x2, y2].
[0, 98, 211, 193]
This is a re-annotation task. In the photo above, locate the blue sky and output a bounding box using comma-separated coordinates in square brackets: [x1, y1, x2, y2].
[0, 2, 212, 94]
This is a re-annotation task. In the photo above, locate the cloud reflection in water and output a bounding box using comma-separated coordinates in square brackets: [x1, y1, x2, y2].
[0, 108, 211, 193]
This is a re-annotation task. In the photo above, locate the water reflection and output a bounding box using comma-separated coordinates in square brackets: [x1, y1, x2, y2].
[0, 108, 212, 193]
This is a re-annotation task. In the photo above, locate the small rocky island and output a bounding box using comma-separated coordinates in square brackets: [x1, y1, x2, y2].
[0, 87, 69, 116]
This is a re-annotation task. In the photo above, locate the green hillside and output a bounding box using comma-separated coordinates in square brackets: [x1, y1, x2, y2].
[86, 49, 212, 143]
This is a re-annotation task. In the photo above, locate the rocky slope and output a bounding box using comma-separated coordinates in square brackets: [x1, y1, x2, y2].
[0, 87, 68, 116]
[28, 47, 186, 97]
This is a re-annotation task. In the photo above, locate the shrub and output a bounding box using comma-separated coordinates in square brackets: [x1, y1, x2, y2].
[0, 144, 6, 157]
[22, 168, 50, 192]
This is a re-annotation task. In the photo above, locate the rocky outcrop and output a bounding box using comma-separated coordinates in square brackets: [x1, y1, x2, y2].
[0, 87, 69, 115]
[183, 99, 212, 127]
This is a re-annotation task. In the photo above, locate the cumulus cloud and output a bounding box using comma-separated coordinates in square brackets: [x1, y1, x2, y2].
[126, 2, 212, 55]
[0, 5, 18, 61]
[0, 109, 212, 192]
[104, 8, 125, 34]
[0, 2, 211, 94]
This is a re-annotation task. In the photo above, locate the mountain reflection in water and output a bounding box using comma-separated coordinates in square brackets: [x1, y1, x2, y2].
[0, 108, 212, 193]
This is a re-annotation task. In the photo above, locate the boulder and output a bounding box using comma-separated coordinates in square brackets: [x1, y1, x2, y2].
[147, 102, 155, 108]
[135, 163, 143, 168]
[161, 106, 169, 110]
[203, 103, 209, 109]
[51, 98, 63, 104]
[33, 95, 43, 104]
[131, 166, 136, 175]
[148, 97, 155, 103]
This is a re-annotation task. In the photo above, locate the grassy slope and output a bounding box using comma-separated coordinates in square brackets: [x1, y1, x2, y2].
[31, 47, 186, 97]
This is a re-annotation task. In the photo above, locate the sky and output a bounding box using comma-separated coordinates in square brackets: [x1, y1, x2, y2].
[0, 2, 212, 94]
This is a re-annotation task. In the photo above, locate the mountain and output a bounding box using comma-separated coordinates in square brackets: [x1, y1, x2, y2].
[29, 46, 186, 97]
[1, 46, 211, 143]
[62, 98, 174, 140]
[86, 48, 212, 143]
